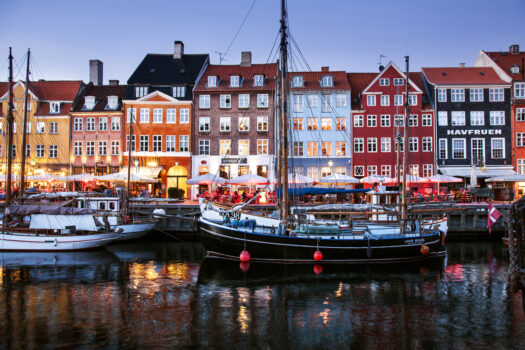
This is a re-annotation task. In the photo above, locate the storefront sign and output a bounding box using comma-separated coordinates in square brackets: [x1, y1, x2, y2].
[446, 129, 502, 136]
[222, 158, 247, 164]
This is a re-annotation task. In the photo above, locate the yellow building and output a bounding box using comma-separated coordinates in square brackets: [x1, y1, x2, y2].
[0, 80, 84, 176]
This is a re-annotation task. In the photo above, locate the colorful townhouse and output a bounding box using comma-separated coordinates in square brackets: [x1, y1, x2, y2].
[124, 41, 209, 198]
[288, 67, 352, 180]
[0, 80, 84, 177]
[349, 63, 435, 180]
[192, 52, 277, 198]
[421, 66, 513, 185]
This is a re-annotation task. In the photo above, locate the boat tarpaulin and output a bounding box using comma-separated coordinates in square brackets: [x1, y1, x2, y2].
[29, 214, 98, 231]
[6, 204, 97, 216]
[278, 188, 371, 197]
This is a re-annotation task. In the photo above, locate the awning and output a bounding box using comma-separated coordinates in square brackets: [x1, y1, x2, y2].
[438, 166, 516, 178]
[120, 166, 163, 178]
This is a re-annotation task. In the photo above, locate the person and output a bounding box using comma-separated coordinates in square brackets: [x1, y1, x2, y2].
[233, 191, 241, 203]
[242, 190, 247, 202]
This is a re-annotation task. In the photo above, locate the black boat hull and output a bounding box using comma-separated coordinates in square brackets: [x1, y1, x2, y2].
[199, 219, 446, 264]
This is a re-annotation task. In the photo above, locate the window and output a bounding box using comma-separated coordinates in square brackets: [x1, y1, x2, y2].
[292, 76, 304, 87]
[220, 117, 231, 132]
[179, 108, 189, 123]
[515, 83, 525, 98]
[353, 115, 363, 127]
[307, 167, 320, 181]
[470, 111, 484, 126]
[517, 108, 525, 122]
[111, 117, 120, 131]
[367, 138, 377, 153]
[230, 75, 240, 87]
[408, 95, 417, 106]
[48, 145, 58, 158]
[307, 142, 318, 156]
[37, 121, 45, 133]
[73, 142, 82, 156]
[321, 118, 332, 130]
[367, 166, 377, 176]
[451, 111, 466, 126]
[257, 94, 269, 108]
[239, 117, 250, 132]
[394, 115, 404, 127]
[321, 167, 332, 178]
[111, 141, 120, 155]
[379, 78, 389, 86]
[334, 167, 346, 176]
[321, 76, 333, 87]
[380, 95, 390, 106]
[293, 141, 304, 156]
[126, 136, 135, 152]
[409, 137, 418, 152]
[367, 115, 377, 127]
[451, 89, 465, 102]
[152, 135, 162, 152]
[394, 95, 403, 106]
[307, 94, 319, 108]
[36, 144, 44, 158]
[307, 118, 318, 130]
[199, 95, 210, 109]
[517, 159, 525, 174]
[409, 165, 419, 176]
[199, 117, 210, 132]
[423, 164, 433, 177]
[86, 142, 95, 156]
[394, 139, 404, 152]
[220, 95, 231, 108]
[381, 137, 391, 152]
[518, 133, 525, 147]
[293, 118, 304, 130]
[105, 96, 118, 110]
[172, 86, 186, 98]
[152, 109, 162, 123]
[409, 114, 418, 127]
[198, 140, 210, 155]
[321, 94, 331, 113]
[126, 108, 136, 123]
[354, 138, 364, 153]
[73, 118, 83, 131]
[179, 135, 189, 152]
[367, 95, 376, 106]
[257, 139, 269, 155]
[257, 116, 268, 131]
[138, 135, 149, 152]
[393, 78, 404, 86]
[422, 114, 432, 126]
[321, 141, 332, 156]
[166, 136, 176, 152]
[470, 88, 484, 102]
[25, 122, 31, 134]
[254, 75, 264, 87]
[336, 141, 346, 156]
[166, 109, 176, 123]
[491, 138, 505, 159]
[472, 138, 485, 164]
[354, 166, 364, 177]
[489, 88, 504, 102]
[335, 94, 346, 107]
[437, 89, 447, 102]
[238, 94, 250, 108]
[293, 94, 304, 112]
[490, 111, 505, 125]
[12, 122, 16, 134]
[98, 117, 108, 131]
[50, 102, 61, 113]
[207, 76, 217, 87]
[336, 118, 346, 130]
[135, 86, 148, 98]
[140, 108, 149, 123]
[220, 140, 231, 156]
[24, 144, 30, 157]
[452, 139, 466, 159]
[86, 117, 95, 131]
[422, 137, 432, 152]
[380, 115, 390, 127]
[438, 111, 448, 126]
[98, 141, 107, 156]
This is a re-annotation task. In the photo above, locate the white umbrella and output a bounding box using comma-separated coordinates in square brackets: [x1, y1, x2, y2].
[386, 174, 428, 184]
[360, 175, 388, 184]
[96, 172, 157, 183]
[288, 173, 314, 184]
[0, 174, 20, 182]
[186, 173, 227, 185]
[26, 174, 58, 181]
[64, 173, 96, 182]
[470, 166, 477, 188]
[485, 174, 525, 182]
[228, 174, 269, 185]
[427, 174, 463, 183]
[318, 173, 360, 184]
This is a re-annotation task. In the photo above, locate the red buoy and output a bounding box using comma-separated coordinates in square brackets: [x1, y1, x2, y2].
[313, 250, 323, 261]
[313, 264, 323, 275]
[240, 262, 250, 272]
[240, 250, 251, 262]
[420, 244, 429, 255]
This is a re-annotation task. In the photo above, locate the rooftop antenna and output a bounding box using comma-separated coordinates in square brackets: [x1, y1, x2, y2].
[215, 51, 228, 64]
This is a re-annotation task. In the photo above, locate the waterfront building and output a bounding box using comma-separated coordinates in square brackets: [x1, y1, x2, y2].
[349, 63, 435, 180]
[0, 80, 84, 177]
[422, 66, 513, 183]
[192, 52, 277, 199]
[288, 67, 352, 180]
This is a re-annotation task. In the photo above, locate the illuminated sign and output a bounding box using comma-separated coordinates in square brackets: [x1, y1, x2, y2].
[446, 129, 502, 136]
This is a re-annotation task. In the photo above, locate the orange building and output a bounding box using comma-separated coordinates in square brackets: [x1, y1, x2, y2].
[123, 91, 192, 198]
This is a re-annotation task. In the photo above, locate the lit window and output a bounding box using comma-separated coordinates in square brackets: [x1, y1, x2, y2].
[257, 116, 268, 131]
[239, 117, 250, 132]
[257, 139, 269, 155]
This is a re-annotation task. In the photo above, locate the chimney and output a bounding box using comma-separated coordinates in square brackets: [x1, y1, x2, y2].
[109, 80, 119, 86]
[241, 51, 252, 66]
[459, 62, 465, 67]
[510, 44, 520, 55]
[321, 66, 329, 72]
[89, 60, 103, 86]
[174, 41, 184, 59]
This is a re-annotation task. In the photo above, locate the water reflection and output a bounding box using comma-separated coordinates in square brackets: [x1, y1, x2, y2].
[0, 242, 523, 349]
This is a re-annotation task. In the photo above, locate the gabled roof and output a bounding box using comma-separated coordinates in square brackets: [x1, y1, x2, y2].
[362, 62, 422, 94]
[346, 73, 377, 110]
[127, 90, 189, 104]
[194, 63, 277, 92]
[127, 53, 209, 85]
[71, 84, 126, 112]
[289, 70, 351, 91]
[482, 50, 525, 81]
[421, 67, 508, 85]
[28, 80, 83, 101]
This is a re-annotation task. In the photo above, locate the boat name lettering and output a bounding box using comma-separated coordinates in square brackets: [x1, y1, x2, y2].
[446, 129, 502, 136]
[219, 211, 241, 220]
[404, 238, 425, 244]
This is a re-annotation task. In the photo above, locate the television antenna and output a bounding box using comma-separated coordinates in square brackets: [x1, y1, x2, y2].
[216, 51, 228, 64]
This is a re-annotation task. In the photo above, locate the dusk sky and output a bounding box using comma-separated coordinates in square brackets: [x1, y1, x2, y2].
[1, 0, 523, 84]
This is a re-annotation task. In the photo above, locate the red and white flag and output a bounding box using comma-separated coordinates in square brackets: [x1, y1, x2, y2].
[487, 202, 502, 234]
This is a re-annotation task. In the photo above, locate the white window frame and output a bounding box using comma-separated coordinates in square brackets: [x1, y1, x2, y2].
[353, 115, 364, 127]
[111, 117, 120, 131]
[489, 111, 505, 126]
[471, 138, 485, 164]
[451, 89, 465, 102]
[140, 108, 149, 123]
[166, 135, 176, 152]
[515, 83, 525, 98]
[422, 137, 432, 152]
[179, 108, 189, 123]
[86, 117, 95, 131]
[489, 88, 504, 102]
[166, 109, 176, 123]
[254, 75, 264, 87]
[49, 122, 58, 134]
[379, 78, 390, 86]
[207, 76, 217, 88]
[198, 139, 210, 155]
[257, 116, 268, 132]
[220, 117, 231, 132]
[220, 95, 231, 108]
[517, 132, 525, 147]
[438, 111, 448, 126]
[98, 117, 108, 131]
[439, 139, 447, 159]
[367, 115, 377, 127]
[321, 76, 333, 87]
[98, 141, 107, 156]
[48, 145, 58, 158]
[293, 94, 304, 112]
[238, 117, 250, 132]
[238, 94, 250, 108]
[139, 135, 149, 152]
[451, 111, 466, 126]
[257, 139, 269, 155]
[437, 89, 447, 102]
[306, 94, 319, 108]
[367, 138, 377, 153]
[452, 138, 466, 159]
[179, 135, 189, 152]
[470, 88, 484, 102]
[354, 138, 364, 153]
[422, 114, 432, 126]
[199, 95, 210, 109]
[152, 108, 162, 123]
[73, 141, 82, 156]
[393, 78, 404, 86]
[152, 135, 162, 152]
[380, 95, 390, 106]
[408, 94, 417, 106]
[36, 121, 46, 134]
[199, 117, 210, 132]
[381, 137, 391, 153]
[50, 101, 61, 113]
[230, 75, 240, 87]
[409, 137, 418, 152]
[111, 141, 120, 155]
[335, 94, 346, 107]
[491, 138, 505, 159]
[380, 115, 390, 127]
[470, 111, 484, 126]
[366, 95, 376, 107]
[394, 95, 403, 106]
[257, 94, 269, 108]
[354, 166, 364, 177]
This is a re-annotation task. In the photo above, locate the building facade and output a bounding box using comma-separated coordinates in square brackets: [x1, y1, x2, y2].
[288, 68, 352, 180]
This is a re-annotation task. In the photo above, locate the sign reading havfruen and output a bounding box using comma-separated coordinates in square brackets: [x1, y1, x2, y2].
[447, 129, 502, 136]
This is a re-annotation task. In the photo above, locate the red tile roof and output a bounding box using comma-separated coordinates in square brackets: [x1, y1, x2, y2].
[290, 70, 351, 90]
[346, 73, 377, 109]
[28, 80, 83, 101]
[421, 67, 507, 85]
[71, 84, 127, 112]
[483, 50, 525, 81]
[0, 82, 8, 97]
[194, 63, 277, 92]
[35, 103, 73, 116]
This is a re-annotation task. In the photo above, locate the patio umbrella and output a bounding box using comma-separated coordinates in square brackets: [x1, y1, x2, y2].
[470, 166, 477, 188]
[360, 175, 389, 184]
[227, 174, 269, 185]
[427, 174, 463, 183]
[288, 173, 315, 184]
[186, 173, 227, 185]
[485, 174, 525, 182]
[26, 174, 59, 181]
[96, 172, 157, 183]
[0, 174, 20, 182]
[385, 174, 428, 184]
[64, 173, 96, 182]
[318, 173, 360, 185]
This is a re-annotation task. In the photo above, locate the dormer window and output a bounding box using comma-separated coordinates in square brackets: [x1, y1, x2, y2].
[254, 74, 264, 86]
[320, 76, 333, 88]
[510, 66, 520, 74]
[106, 96, 118, 110]
[208, 76, 218, 88]
[230, 75, 240, 87]
[135, 86, 148, 98]
[50, 101, 61, 113]
[173, 86, 186, 98]
[83, 96, 96, 110]
[292, 76, 304, 88]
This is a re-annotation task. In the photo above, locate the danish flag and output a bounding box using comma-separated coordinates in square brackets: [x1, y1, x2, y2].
[487, 202, 502, 234]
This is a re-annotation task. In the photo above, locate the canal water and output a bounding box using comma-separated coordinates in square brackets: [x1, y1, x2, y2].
[0, 241, 523, 349]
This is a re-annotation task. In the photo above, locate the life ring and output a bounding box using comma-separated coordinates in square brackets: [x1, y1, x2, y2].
[270, 226, 276, 235]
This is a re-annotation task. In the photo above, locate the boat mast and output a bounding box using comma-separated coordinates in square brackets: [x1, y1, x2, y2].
[400, 56, 410, 225]
[125, 106, 134, 214]
[19, 49, 30, 204]
[279, 0, 289, 222]
[5, 48, 15, 206]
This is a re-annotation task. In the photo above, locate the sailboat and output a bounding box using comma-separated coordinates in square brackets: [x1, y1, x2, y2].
[0, 48, 119, 251]
[197, 1, 447, 263]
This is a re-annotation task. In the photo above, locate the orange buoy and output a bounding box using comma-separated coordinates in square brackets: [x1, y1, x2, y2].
[239, 262, 250, 272]
[240, 250, 251, 262]
[313, 264, 323, 275]
[313, 250, 323, 261]
[420, 244, 429, 255]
